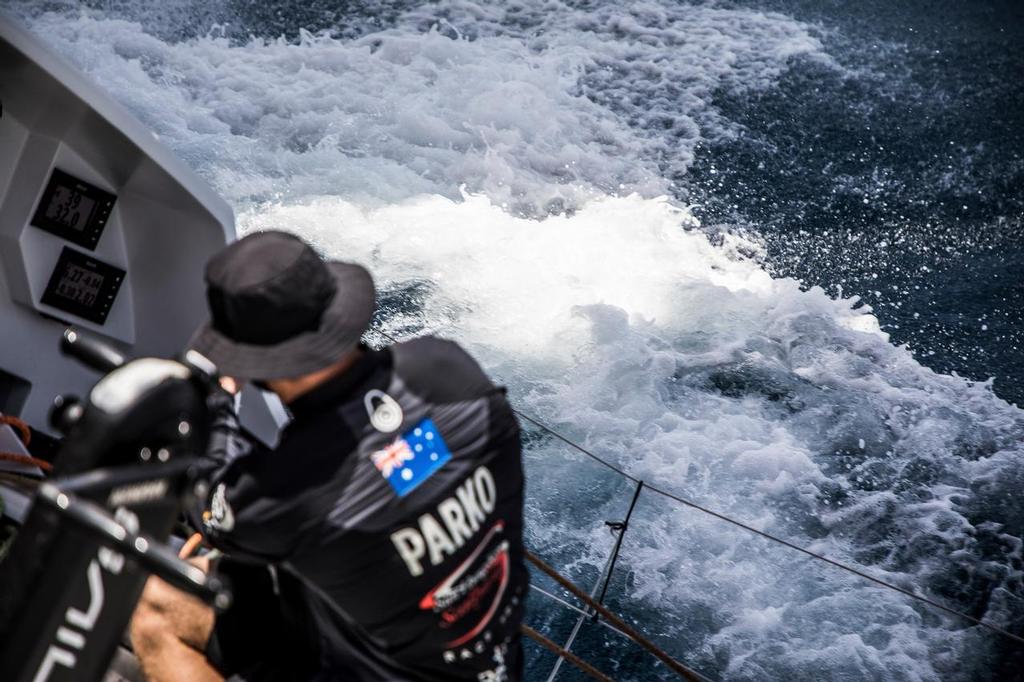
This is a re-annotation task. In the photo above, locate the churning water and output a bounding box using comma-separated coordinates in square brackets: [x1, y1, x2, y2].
[8, 1, 1023, 679]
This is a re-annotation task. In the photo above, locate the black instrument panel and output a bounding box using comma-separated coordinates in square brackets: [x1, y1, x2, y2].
[31, 168, 116, 250]
[41, 247, 125, 324]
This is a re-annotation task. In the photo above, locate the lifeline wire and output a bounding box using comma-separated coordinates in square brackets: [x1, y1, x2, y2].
[521, 625, 613, 682]
[514, 410, 1024, 648]
[527, 550, 711, 682]
[370, 328, 1024, 648]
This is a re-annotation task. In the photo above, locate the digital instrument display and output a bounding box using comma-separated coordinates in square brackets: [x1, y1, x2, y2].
[41, 248, 125, 324]
[31, 169, 116, 250]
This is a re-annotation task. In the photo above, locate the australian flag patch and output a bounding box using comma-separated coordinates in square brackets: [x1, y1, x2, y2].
[371, 418, 452, 497]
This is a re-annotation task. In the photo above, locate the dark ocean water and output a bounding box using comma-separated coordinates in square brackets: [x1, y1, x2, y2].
[689, 0, 1024, 406]
[10, 1, 1024, 679]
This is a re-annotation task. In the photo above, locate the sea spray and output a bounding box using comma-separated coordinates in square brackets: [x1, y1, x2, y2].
[11, 2, 1023, 678]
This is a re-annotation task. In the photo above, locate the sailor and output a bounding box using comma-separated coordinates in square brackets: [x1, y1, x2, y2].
[130, 231, 528, 681]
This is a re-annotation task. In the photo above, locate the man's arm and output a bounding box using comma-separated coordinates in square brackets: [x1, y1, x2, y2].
[189, 385, 298, 561]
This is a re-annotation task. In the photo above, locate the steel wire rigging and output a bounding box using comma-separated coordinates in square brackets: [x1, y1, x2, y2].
[371, 325, 1024, 650]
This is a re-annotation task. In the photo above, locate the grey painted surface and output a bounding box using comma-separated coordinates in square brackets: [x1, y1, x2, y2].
[0, 14, 284, 443]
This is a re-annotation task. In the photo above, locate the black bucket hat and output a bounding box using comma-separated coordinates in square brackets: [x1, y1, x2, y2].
[190, 230, 375, 380]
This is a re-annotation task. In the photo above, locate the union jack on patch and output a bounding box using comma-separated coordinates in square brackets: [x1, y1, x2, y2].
[370, 418, 452, 497]
[372, 439, 414, 478]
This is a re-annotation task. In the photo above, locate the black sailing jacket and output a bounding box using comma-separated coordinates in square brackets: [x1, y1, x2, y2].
[198, 337, 528, 681]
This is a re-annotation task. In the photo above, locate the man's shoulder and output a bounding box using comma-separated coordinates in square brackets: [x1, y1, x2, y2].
[391, 336, 496, 402]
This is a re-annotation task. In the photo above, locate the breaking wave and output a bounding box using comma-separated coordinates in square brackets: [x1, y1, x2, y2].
[10, 1, 1023, 679]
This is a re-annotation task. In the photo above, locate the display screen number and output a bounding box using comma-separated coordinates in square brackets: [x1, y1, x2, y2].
[41, 247, 125, 325]
[31, 169, 117, 250]
[44, 185, 97, 232]
[54, 264, 104, 306]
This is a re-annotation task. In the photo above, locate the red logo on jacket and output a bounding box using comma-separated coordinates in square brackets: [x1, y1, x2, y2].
[419, 522, 509, 647]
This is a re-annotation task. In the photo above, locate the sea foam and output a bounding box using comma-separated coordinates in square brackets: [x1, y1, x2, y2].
[242, 193, 1023, 679]
[12, 2, 1024, 679]
[13, 0, 825, 213]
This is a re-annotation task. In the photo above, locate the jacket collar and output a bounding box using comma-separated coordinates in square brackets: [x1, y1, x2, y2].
[287, 345, 392, 420]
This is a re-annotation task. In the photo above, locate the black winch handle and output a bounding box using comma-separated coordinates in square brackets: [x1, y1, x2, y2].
[36, 482, 232, 611]
[61, 327, 126, 373]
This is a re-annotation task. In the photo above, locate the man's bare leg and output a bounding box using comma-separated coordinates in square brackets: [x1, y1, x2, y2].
[130, 557, 223, 682]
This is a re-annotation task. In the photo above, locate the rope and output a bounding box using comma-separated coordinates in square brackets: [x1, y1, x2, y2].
[521, 624, 615, 682]
[372, 327, 1024, 647]
[514, 410, 638, 481]
[527, 551, 710, 682]
[1, 415, 31, 448]
[637, 485, 1024, 646]
[531, 585, 616, 629]
[529, 583, 658, 643]
[0, 452, 52, 473]
[182, 521, 619, 679]
[0, 415, 51, 473]
[519, 415, 1024, 647]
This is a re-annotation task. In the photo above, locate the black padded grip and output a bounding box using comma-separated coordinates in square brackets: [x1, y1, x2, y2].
[61, 327, 125, 373]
